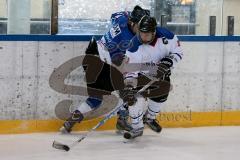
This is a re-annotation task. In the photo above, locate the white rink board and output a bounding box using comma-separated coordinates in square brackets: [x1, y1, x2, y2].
[0, 41, 240, 119]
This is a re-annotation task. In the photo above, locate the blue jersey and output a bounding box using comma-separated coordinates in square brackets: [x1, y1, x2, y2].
[100, 11, 135, 62]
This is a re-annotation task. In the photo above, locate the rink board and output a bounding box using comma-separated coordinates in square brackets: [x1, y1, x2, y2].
[0, 36, 240, 134]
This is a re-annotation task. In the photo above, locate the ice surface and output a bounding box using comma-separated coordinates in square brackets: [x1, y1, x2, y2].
[0, 127, 240, 160]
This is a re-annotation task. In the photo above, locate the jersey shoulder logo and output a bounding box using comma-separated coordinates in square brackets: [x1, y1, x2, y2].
[110, 24, 121, 38]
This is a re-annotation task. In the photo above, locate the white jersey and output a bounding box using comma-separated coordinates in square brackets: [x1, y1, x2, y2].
[125, 27, 183, 77]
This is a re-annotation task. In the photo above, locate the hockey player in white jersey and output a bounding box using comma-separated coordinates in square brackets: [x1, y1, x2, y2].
[60, 6, 150, 134]
[122, 15, 183, 139]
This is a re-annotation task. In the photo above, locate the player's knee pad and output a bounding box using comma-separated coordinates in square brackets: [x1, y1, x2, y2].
[146, 99, 163, 119]
[86, 97, 103, 109]
[85, 37, 99, 55]
[128, 97, 145, 129]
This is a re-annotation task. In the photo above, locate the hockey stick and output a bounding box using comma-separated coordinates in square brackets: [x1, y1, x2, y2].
[52, 80, 156, 151]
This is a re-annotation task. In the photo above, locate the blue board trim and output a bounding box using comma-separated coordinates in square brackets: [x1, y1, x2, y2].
[0, 35, 240, 42]
[179, 36, 240, 41]
[0, 35, 102, 41]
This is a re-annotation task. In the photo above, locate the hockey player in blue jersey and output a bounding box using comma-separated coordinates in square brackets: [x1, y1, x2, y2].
[121, 15, 183, 139]
[60, 6, 150, 133]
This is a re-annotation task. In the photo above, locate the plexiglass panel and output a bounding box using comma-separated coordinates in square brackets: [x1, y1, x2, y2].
[0, 0, 239, 35]
[0, 0, 7, 34]
[58, 0, 154, 34]
[0, 0, 51, 34]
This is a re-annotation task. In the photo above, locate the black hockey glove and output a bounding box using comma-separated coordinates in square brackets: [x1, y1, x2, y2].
[120, 85, 137, 106]
[157, 56, 173, 79]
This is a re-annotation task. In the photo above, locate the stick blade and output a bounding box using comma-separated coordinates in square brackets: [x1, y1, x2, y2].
[52, 140, 70, 151]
